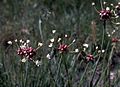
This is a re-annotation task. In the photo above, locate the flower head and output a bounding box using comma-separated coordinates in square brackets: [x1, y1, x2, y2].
[58, 44, 68, 53]
[16, 39, 37, 61]
[112, 38, 119, 43]
[99, 9, 111, 20]
[92, 2, 113, 21]
[86, 54, 94, 61]
[17, 46, 36, 60]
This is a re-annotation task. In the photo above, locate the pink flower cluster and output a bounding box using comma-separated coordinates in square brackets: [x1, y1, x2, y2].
[17, 47, 36, 60]
[99, 10, 111, 20]
[58, 44, 68, 53]
[112, 38, 119, 43]
[86, 54, 94, 61]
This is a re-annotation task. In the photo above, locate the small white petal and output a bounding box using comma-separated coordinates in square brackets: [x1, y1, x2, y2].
[115, 6, 119, 9]
[83, 43, 89, 48]
[110, 72, 115, 80]
[112, 30, 115, 34]
[75, 49, 79, 53]
[14, 39, 18, 42]
[46, 54, 51, 59]
[115, 16, 119, 18]
[57, 38, 61, 42]
[110, 72, 114, 76]
[83, 48, 86, 51]
[116, 22, 120, 25]
[96, 46, 98, 50]
[21, 58, 27, 62]
[72, 39, 76, 43]
[98, 50, 101, 53]
[103, 2, 106, 4]
[20, 45, 26, 48]
[23, 43, 27, 46]
[52, 30, 56, 34]
[110, 4, 113, 6]
[108, 34, 111, 37]
[106, 7, 110, 11]
[102, 50, 105, 53]
[38, 42, 43, 47]
[19, 39, 23, 43]
[92, 2, 95, 6]
[48, 43, 53, 47]
[7, 41, 12, 45]
[35, 60, 42, 67]
[26, 40, 30, 43]
[65, 34, 68, 38]
[113, 30, 115, 33]
[50, 38, 55, 43]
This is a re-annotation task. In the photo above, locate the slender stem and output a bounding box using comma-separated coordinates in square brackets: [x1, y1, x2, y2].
[48, 62, 58, 87]
[24, 61, 28, 87]
[108, 43, 115, 87]
[100, 0, 103, 10]
[62, 54, 71, 87]
[95, 44, 115, 87]
[89, 54, 101, 87]
[54, 55, 63, 86]
[79, 63, 90, 86]
[101, 20, 106, 50]
[39, 19, 44, 43]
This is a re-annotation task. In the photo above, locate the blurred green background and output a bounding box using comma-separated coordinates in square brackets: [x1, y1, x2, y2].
[0, 0, 119, 87]
[0, 0, 115, 47]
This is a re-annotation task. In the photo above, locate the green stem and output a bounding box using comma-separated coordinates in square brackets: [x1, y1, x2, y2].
[79, 63, 90, 86]
[89, 54, 101, 87]
[24, 61, 28, 87]
[95, 44, 115, 87]
[63, 55, 71, 87]
[39, 19, 44, 43]
[101, 20, 106, 50]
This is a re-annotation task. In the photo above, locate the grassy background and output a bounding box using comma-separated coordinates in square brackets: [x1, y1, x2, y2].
[0, 0, 120, 87]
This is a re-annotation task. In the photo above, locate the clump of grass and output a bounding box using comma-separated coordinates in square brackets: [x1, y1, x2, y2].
[0, 0, 120, 87]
